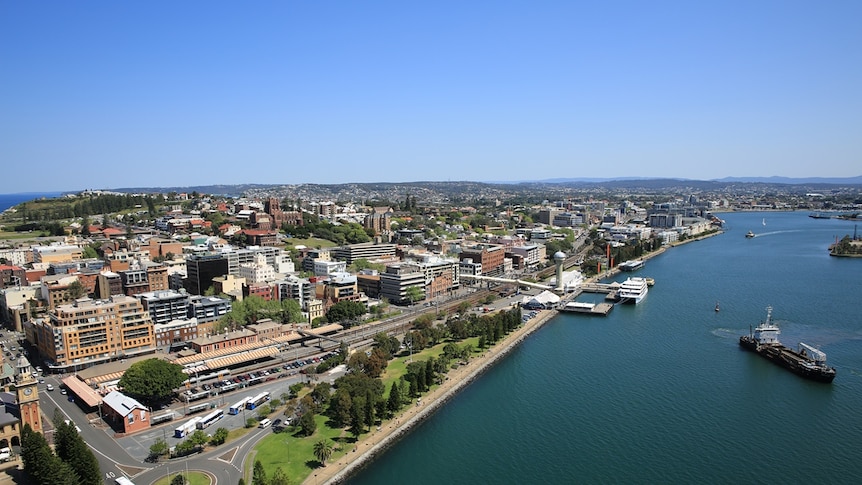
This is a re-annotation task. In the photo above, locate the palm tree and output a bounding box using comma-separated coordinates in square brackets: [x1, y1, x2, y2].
[313, 439, 334, 467]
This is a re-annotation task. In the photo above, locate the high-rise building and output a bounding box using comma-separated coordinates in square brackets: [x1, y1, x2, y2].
[185, 253, 229, 295]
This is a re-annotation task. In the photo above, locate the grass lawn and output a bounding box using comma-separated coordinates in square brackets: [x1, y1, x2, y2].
[246, 333, 490, 483]
[0, 231, 48, 240]
[246, 414, 349, 483]
[379, 336, 481, 396]
[284, 237, 337, 248]
[152, 470, 211, 485]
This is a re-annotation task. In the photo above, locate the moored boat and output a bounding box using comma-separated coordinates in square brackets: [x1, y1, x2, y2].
[739, 306, 836, 383]
[618, 277, 648, 304]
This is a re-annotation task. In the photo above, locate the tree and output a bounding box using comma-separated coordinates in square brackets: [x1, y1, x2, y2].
[149, 437, 169, 460]
[50, 413, 101, 484]
[67, 280, 87, 299]
[405, 285, 424, 305]
[270, 467, 290, 485]
[252, 460, 268, 485]
[298, 411, 317, 436]
[118, 358, 187, 406]
[188, 429, 209, 451]
[171, 474, 187, 485]
[313, 439, 334, 467]
[210, 427, 229, 446]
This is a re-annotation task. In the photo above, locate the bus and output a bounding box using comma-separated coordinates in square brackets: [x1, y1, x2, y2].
[229, 397, 251, 415]
[115, 477, 136, 485]
[174, 417, 203, 438]
[184, 389, 210, 402]
[245, 391, 270, 410]
[196, 410, 224, 429]
[187, 402, 210, 415]
[220, 382, 239, 393]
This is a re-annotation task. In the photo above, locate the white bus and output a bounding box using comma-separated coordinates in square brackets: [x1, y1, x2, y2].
[115, 477, 136, 485]
[174, 416, 203, 438]
[246, 391, 270, 410]
[196, 410, 224, 429]
[258, 418, 271, 428]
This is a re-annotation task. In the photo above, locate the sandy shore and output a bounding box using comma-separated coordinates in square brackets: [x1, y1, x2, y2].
[310, 308, 559, 485]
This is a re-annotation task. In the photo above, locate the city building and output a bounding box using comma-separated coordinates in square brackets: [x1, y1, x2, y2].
[101, 391, 149, 434]
[27, 296, 156, 372]
[153, 318, 199, 351]
[459, 244, 506, 277]
[185, 253, 229, 295]
[331, 242, 397, 265]
[379, 264, 426, 305]
[137, 290, 190, 326]
[0, 265, 26, 289]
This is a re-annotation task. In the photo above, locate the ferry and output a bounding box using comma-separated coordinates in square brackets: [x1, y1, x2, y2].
[739, 306, 836, 383]
[618, 277, 649, 304]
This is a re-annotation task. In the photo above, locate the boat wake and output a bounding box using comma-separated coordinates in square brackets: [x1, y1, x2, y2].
[712, 328, 743, 340]
[749, 229, 802, 237]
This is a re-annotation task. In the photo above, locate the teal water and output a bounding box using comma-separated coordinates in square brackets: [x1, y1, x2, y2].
[349, 212, 862, 484]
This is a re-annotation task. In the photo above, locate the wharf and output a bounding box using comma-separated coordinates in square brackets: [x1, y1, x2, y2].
[559, 301, 614, 316]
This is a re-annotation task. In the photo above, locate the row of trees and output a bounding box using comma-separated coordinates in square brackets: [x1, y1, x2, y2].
[215, 295, 305, 332]
[15, 193, 160, 222]
[21, 414, 102, 485]
[283, 216, 373, 245]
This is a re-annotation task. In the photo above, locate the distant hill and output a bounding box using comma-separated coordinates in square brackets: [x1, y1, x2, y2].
[713, 176, 862, 185]
[102, 176, 862, 202]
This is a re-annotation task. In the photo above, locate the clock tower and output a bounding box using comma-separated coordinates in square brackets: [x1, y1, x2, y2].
[15, 356, 42, 434]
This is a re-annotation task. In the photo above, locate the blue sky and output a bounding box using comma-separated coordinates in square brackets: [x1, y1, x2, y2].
[2, 1, 860, 193]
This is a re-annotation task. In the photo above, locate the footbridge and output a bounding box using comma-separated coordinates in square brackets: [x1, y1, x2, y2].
[460, 274, 552, 291]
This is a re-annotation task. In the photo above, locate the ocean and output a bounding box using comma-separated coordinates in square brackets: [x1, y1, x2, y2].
[349, 211, 862, 484]
[0, 192, 65, 213]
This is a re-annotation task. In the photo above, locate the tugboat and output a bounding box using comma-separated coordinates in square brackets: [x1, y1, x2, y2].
[745, 230, 755, 238]
[739, 306, 836, 383]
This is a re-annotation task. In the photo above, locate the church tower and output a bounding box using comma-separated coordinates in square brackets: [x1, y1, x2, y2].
[15, 356, 42, 434]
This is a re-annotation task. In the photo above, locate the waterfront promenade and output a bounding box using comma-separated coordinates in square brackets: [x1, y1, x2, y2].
[311, 308, 559, 485]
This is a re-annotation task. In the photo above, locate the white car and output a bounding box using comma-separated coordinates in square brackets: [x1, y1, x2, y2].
[46, 384, 54, 391]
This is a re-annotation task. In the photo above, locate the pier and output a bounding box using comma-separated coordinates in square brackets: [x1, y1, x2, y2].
[558, 301, 614, 316]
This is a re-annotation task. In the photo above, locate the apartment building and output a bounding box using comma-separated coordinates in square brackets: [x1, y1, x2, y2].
[28, 295, 155, 372]
[459, 244, 506, 277]
[137, 289, 190, 326]
[331, 242, 397, 265]
[379, 264, 426, 306]
[323, 272, 360, 303]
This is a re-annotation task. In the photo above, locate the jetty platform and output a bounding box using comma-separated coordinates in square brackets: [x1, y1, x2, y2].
[559, 301, 614, 316]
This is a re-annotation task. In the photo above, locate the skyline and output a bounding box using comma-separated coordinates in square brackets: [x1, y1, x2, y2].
[2, 1, 861, 193]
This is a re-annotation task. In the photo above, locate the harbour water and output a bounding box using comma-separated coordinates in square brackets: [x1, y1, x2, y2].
[349, 211, 862, 484]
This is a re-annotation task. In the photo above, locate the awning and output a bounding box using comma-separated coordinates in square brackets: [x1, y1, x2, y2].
[62, 376, 102, 408]
[85, 371, 125, 386]
[205, 347, 278, 370]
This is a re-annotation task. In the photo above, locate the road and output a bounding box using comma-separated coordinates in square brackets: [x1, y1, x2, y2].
[37, 353, 346, 485]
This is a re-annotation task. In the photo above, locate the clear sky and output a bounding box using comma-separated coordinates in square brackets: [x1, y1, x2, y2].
[2, 1, 860, 193]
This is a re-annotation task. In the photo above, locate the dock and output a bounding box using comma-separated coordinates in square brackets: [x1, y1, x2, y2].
[558, 301, 614, 316]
